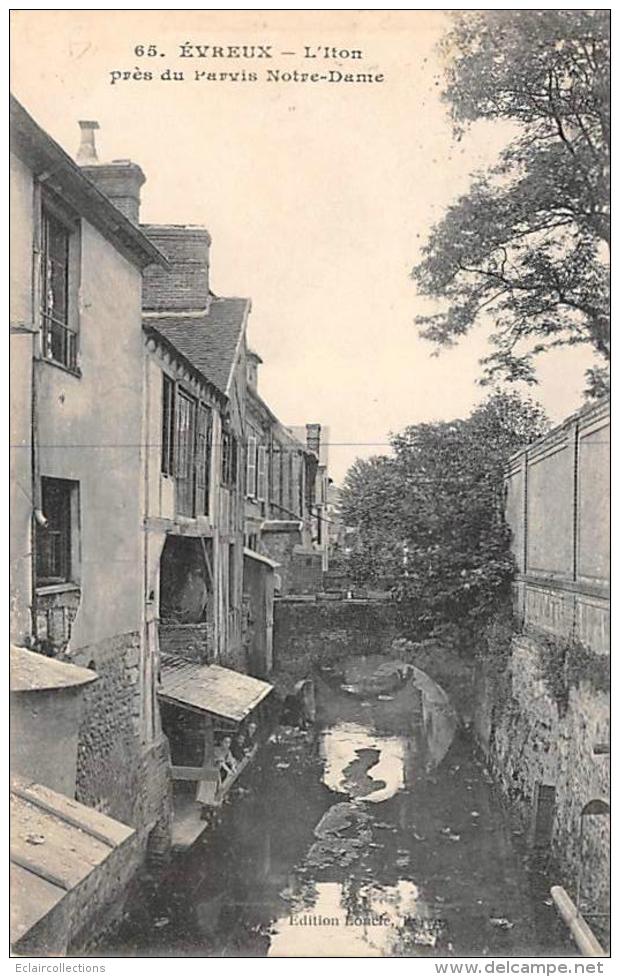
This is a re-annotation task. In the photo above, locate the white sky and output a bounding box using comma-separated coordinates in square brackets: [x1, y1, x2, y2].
[10, 10, 597, 482]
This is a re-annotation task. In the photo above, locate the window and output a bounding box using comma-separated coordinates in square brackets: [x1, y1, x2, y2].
[41, 207, 78, 371]
[175, 389, 197, 516]
[246, 435, 257, 497]
[36, 478, 77, 586]
[298, 454, 305, 517]
[195, 404, 212, 515]
[257, 445, 268, 502]
[222, 431, 238, 487]
[271, 447, 281, 507]
[288, 451, 295, 513]
[161, 375, 175, 475]
[228, 543, 236, 610]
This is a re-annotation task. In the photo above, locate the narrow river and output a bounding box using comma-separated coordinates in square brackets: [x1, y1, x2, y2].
[104, 656, 574, 957]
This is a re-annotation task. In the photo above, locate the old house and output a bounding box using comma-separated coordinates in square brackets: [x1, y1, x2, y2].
[289, 422, 333, 579]
[138, 226, 271, 848]
[9, 97, 171, 951]
[243, 350, 329, 607]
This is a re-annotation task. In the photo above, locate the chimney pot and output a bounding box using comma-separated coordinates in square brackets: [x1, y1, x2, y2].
[77, 120, 100, 163]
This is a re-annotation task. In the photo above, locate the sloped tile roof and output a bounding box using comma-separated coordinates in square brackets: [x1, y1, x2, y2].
[144, 296, 249, 394]
[159, 653, 272, 722]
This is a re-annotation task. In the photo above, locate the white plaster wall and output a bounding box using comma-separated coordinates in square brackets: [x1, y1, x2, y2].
[36, 220, 145, 648]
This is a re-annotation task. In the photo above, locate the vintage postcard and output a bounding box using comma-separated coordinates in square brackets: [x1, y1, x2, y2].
[9, 8, 610, 965]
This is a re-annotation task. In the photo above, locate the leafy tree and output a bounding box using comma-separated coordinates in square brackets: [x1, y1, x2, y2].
[413, 10, 610, 393]
[341, 392, 549, 635]
[340, 455, 405, 586]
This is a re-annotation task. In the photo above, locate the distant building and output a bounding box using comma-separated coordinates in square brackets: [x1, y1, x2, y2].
[243, 350, 324, 600]
[289, 423, 332, 573]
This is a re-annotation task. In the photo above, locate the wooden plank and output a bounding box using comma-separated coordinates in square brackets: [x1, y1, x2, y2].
[200, 536, 215, 590]
[170, 764, 219, 782]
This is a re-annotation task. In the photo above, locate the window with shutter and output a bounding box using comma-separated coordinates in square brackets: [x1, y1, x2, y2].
[161, 374, 175, 475]
[175, 389, 197, 516]
[195, 404, 212, 515]
[257, 445, 267, 502]
[246, 435, 257, 497]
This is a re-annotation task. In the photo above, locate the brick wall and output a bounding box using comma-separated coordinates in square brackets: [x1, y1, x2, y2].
[159, 622, 214, 663]
[70, 631, 171, 847]
[142, 225, 211, 311]
[33, 587, 81, 655]
[260, 530, 301, 595]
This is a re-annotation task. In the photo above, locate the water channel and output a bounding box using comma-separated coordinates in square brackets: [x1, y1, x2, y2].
[104, 656, 574, 957]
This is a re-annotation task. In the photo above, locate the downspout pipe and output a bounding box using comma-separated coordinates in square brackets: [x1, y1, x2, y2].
[550, 886, 607, 957]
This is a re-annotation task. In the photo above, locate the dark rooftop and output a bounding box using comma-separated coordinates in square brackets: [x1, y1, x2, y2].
[143, 297, 249, 395]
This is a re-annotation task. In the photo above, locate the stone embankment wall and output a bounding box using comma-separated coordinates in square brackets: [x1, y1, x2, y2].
[474, 398, 610, 939]
[72, 631, 173, 872]
[475, 633, 609, 936]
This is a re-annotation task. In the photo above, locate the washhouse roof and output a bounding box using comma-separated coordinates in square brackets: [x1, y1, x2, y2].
[159, 654, 272, 722]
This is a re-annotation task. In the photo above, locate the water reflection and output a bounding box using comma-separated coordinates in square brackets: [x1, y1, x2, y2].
[320, 723, 407, 802]
[269, 879, 425, 956]
[102, 656, 572, 958]
[317, 658, 459, 802]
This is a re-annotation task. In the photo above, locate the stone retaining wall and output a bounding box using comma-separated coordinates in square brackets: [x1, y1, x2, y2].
[475, 632, 610, 939]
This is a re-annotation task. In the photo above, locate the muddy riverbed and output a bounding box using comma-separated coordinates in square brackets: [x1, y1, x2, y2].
[103, 657, 574, 957]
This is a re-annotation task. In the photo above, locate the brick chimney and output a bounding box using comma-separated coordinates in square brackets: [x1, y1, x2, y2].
[141, 225, 212, 312]
[306, 423, 321, 456]
[77, 120, 146, 225]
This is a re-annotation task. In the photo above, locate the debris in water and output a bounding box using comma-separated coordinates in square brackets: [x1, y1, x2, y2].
[489, 918, 514, 930]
